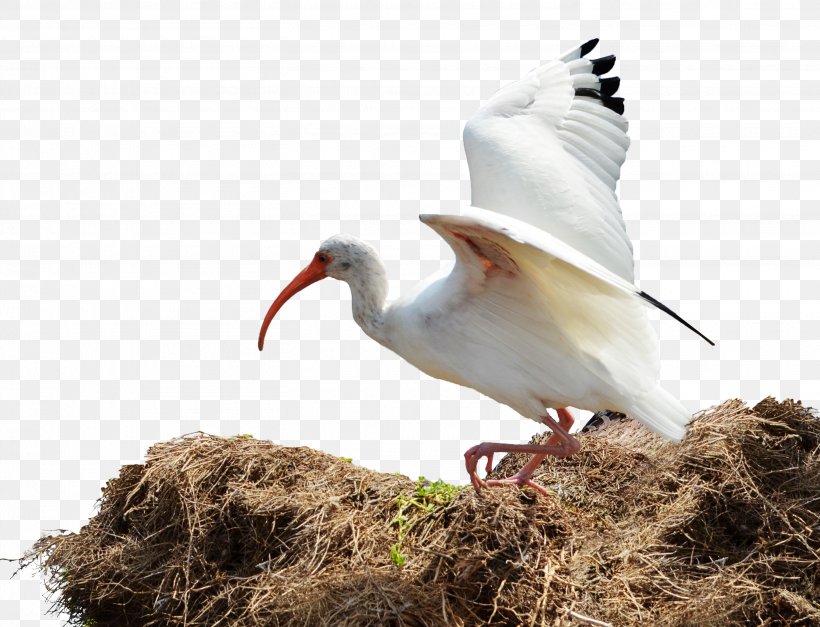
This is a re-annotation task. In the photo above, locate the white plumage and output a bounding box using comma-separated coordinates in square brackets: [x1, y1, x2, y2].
[259, 39, 713, 494]
[463, 40, 634, 280]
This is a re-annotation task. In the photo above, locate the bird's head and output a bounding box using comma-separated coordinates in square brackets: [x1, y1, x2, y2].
[258, 234, 385, 351]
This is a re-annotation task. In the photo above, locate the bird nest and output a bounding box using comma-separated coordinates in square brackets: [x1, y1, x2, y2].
[22, 398, 820, 626]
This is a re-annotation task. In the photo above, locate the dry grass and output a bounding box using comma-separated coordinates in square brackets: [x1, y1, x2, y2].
[22, 398, 820, 626]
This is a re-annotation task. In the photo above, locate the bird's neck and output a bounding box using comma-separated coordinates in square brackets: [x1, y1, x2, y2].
[347, 264, 390, 345]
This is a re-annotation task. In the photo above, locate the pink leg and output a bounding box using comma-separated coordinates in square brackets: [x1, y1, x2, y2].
[464, 408, 579, 497]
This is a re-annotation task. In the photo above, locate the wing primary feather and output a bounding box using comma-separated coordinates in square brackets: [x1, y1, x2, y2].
[572, 98, 629, 131]
[559, 120, 626, 166]
[580, 37, 599, 56]
[566, 58, 594, 75]
[591, 55, 616, 75]
[574, 87, 601, 99]
[560, 141, 617, 189]
[566, 109, 630, 147]
[572, 74, 599, 89]
[638, 291, 716, 346]
[598, 76, 621, 96]
[560, 37, 599, 62]
[602, 95, 625, 115]
[574, 89, 625, 115]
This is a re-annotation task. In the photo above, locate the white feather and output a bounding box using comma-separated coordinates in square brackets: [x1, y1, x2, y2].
[463, 42, 635, 282]
[382, 208, 691, 439]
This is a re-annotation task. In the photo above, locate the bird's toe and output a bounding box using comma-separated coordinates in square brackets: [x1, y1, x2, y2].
[464, 444, 493, 493]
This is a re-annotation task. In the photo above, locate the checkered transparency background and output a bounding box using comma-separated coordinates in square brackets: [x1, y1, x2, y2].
[2, 0, 819, 622]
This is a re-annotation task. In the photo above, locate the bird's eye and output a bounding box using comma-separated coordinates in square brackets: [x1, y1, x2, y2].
[317, 254, 327, 263]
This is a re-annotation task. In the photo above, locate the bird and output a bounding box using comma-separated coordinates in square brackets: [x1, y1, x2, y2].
[259, 39, 714, 496]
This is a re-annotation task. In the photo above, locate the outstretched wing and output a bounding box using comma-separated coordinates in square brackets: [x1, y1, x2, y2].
[421, 208, 714, 348]
[419, 208, 712, 439]
[463, 38, 635, 281]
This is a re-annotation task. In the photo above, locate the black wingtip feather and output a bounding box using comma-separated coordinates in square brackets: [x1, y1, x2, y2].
[638, 291, 716, 346]
[574, 88, 625, 115]
[591, 54, 616, 76]
[574, 87, 601, 100]
[603, 95, 624, 115]
[599, 76, 620, 96]
[580, 38, 599, 57]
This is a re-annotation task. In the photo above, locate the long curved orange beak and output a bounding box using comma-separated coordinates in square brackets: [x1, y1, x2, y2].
[258, 255, 329, 351]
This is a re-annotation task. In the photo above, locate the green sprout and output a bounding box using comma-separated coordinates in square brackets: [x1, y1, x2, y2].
[389, 543, 408, 567]
[389, 477, 463, 567]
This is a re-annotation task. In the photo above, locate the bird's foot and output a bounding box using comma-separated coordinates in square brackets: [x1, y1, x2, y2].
[464, 443, 553, 496]
[464, 409, 579, 498]
[464, 441, 564, 496]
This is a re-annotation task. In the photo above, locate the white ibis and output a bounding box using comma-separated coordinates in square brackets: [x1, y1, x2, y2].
[259, 39, 714, 496]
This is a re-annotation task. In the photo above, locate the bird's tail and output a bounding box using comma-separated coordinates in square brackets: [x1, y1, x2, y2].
[623, 383, 692, 442]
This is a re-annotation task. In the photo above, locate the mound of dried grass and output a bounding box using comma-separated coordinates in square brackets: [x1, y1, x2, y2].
[23, 398, 820, 626]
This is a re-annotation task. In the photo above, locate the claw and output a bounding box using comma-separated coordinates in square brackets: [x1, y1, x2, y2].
[464, 444, 492, 493]
[471, 472, 483, 493]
